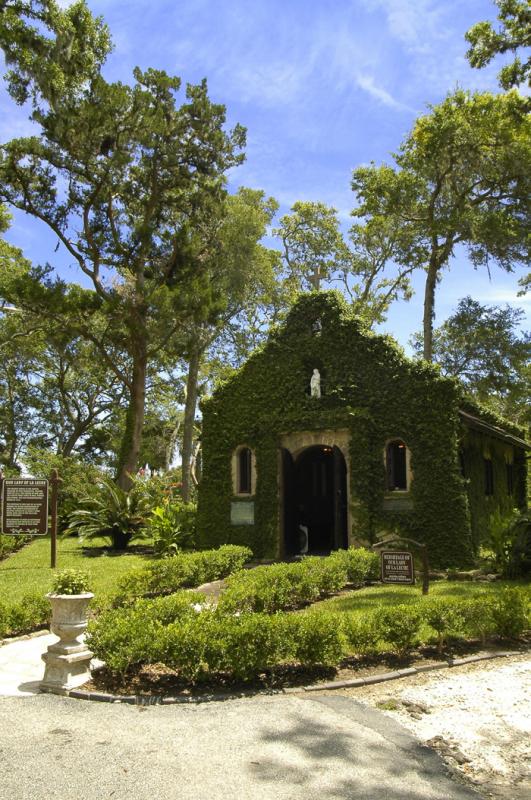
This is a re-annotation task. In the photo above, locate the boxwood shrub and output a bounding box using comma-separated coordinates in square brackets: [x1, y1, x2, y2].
[0, 593, 51, 639]
[218, 548, 378, 614]
[114, 544, 252, 605]
[86, 590, 207, 673]
[86, 578, 530, 684]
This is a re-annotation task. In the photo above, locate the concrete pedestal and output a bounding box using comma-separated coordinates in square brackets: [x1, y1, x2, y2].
[41, 647, 94, 693]
[40, 593, 94, 695]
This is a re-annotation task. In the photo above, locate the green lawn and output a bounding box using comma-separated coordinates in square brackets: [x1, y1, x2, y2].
[0, 534, 156, 604]
[302, 579, 531, 618]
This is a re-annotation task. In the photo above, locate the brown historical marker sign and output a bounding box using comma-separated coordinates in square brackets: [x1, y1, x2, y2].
[1, 479, 49, 535]
[381, 550, 415, 584]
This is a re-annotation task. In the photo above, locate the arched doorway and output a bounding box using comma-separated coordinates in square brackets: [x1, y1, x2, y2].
[282, 445, 348, 556]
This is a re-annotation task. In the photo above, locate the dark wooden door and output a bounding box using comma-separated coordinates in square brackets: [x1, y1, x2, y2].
[282, 448, 296, 556]
[333, 446, 348, 550]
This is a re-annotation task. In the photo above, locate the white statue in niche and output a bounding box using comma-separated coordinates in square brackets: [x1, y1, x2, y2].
[310, 368, 321, 398]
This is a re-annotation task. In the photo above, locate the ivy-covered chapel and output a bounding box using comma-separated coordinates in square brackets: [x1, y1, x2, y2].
[197, 293, 528, 567]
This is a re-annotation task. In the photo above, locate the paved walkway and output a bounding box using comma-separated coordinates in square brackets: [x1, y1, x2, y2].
[0, 631, 55, 696]
[0, 634, 483, 799]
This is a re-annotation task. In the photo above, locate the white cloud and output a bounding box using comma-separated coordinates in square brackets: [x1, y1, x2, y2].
[356, 74, 415, 112]
[363, 0, 448, 52]
[475, 287, 531, 309]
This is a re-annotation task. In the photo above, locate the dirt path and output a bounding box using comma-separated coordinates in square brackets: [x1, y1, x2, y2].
[334, 653, 530, 799]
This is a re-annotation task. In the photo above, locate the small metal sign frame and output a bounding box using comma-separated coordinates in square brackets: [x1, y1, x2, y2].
[1, 478, 49, 536]
[381, 550, 415, 585]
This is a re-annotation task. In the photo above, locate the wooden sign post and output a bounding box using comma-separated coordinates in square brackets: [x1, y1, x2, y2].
[49, 469, 62, 569]
[0, 469, 61, 569]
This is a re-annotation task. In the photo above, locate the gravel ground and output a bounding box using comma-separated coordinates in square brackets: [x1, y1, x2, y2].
[334, 653, 530, 800]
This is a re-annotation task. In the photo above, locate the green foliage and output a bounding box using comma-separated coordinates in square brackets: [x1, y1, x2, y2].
[485, 508, 521, 575]
[148, 498, 197, 555]
[86, 579, 530, 682]
[377, 604, 423, 657]
[465, 1, 531, 92]
[489, 587, 529, 639]
[114, 544, 252, 605]
[63, 475, 149, 550]
[342, 613, 381, 656]
[273, 201, 414, 325]
[416, 296, 530, 427]
[218, 549, 376, 615]
[460, 597, 497, 645]
[0, 534, 32, 561]
[0, 592, 50, 638]
[289, 611, 344, 666]
[86, 590, 205, 674]
[198, 292, 479, 567]
[421, 597, 466, 654]
[0, 0, 112, 110]
[0, 3, 247, 488]
[460, 424, 527, 555]
[507, 512, 531, 578]
[352, 90, 530, 361]
[23, 449, 105, 531]
[89, 602, 345, 681]
[340, 548, 380, 585]
[51, 568, 92, 595]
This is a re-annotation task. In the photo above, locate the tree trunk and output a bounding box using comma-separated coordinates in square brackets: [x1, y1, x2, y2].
[116, 342, 147, 491]
[181, 344, 201, 503]
[423, 256, 439, 362]
[60, 423, 87, 458]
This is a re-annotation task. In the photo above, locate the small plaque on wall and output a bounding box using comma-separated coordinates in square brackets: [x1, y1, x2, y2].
[231, 501, 255, 525]
[383, 493, 413, 512]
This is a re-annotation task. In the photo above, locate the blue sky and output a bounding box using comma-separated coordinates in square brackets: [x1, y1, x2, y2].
[1, 0, 529, 350]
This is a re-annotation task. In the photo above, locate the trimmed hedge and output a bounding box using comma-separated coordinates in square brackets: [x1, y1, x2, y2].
[86, 590, 208, 673]
[218, 548, 379, 614]
[113, 544, 252, 605]
[0, 534, 33, 562]
[0, 593, 51, 639]
[87, 587, 530, 682]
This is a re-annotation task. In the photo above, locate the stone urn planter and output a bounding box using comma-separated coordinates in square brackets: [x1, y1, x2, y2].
[41, 590, 94, 694]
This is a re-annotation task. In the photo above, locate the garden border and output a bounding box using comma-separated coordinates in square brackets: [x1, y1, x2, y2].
[62, 649, 522, 705]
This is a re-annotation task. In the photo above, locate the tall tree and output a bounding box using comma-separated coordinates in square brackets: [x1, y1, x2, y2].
[274, 201, 349, 292]
[465, 0, 531, 92]
[274, 201, 417, 326]
[0, 6, 246, 488]
[352, 89, 531, 361]
[0, 0, 111, 111]
[35, 331, 128, 457]
[0, 310, 44, 469]
[177, 187, 280, 502]
[412, 296, 530, 425]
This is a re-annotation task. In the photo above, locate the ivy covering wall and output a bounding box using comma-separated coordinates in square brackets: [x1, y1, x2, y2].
[197, 292, 527, 568]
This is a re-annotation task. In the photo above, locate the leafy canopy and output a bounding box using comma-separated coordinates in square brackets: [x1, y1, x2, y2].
[465, 0, 531, 92]
[352, 89, 531, 360]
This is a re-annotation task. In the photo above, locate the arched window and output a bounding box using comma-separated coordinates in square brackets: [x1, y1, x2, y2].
[238, 447, 252, 494]
[385, 440, 410, 491]
[232, 446, 256, 496]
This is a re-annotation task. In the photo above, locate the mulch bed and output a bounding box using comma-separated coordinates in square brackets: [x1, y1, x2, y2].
[81, 544, 156, 558]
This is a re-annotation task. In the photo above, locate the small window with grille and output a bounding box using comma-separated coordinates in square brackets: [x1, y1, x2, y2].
[506, 462, 514, 496]
[232, 446, 255, 496]
[385, 440, 409, 491]
[484, 458, 494, 496]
